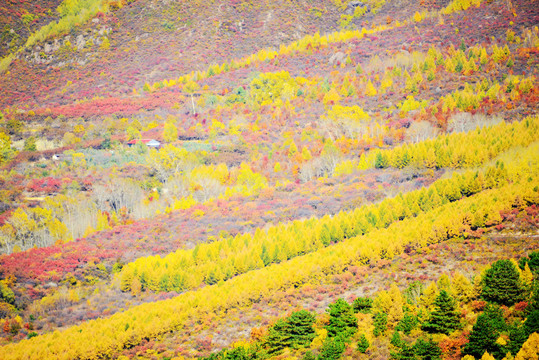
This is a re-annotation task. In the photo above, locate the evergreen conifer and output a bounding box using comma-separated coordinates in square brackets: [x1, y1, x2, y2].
[326, 299, 357, 339]
[318, 336, 346, 360]
[462, 306, 506, 359]
[373, 311, 388, 337]
[482, 259, 524, 306]
[357, 333, 369, 353]
[414, 337, 442, 360]
[287, 310, 316, 349]
[422, 290, 461, 334]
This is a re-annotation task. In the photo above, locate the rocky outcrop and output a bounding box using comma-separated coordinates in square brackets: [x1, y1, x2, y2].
[25, 25, 112, 66]
[346, 1, 371, 15]
[328, 51, 347, 65]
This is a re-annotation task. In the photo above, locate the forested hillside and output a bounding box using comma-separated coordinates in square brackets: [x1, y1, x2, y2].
[0, 0, 538, 358]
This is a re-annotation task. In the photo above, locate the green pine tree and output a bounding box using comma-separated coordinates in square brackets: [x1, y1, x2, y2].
[519, 251, 539, 273]
[353, 297, 373, 314]
[265, 318, 292, 354]
[391, 330, 403, 347]
[264, 310, 316, 354]
[224, 346, 249, 360]
[460, 39, 467, 52]
[528, 282, 539, 312]
[326, 298, 358, 339]
[357, 333, 369, 353]
[396, 312, 419, 335]
[23, 136, 37, 151]
[422, 290, 461, 335]
[287, 310, 316, 349]
[374, 151, 388, 169]
[413, 337, 442, 360]
[260, 244, 271, 266]
[524, 310, 539, 336]
[205, 267, 218, 285]
[373, 311, 388, 337]
[482, 259, 525, 306]
[100, 132, 112, 149]
[462, 306, 506, 359]
[506, 321, 528, 356]
[318, 336, 346, 360]
[391, 342, 418, 360]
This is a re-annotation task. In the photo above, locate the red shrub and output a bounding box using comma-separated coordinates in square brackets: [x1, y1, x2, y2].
[514, 301, 528, 312]
[470, 300, 487, 312]
[26, 177, 62, 194]
[439, 334, 469, 360]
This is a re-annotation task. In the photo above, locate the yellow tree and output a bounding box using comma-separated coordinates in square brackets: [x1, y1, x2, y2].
[126, 126, 140, 141]
[437, 274, 452, 294]
[420, 282, 438, 310]
[323, 88, 341, 106]
[451, 272, 474, 303]
[365, 80, 377, 96]
[0, 131, 13, 164]
[131, 277, 142, 296]
[521, 263, 534, 291]
[7, 208, 37, 248]
[73, 124, 85, 137]
[373, 284, 405, 328]
[120, 267, 135, 292]
[163, 122, 178, 143]
[48, 218, 71, 243]
[515, 333, 539, 360]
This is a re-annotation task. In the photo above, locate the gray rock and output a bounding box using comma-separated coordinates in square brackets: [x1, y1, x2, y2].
[98, 26, 112, 36]
[44, 43, 52, 53]
[328, 51, 347, 65]
[76, 34, 85, 50]
[376, 173, 392, 183]
[409, 109, 420, 117]
[346, 1, 370, 15]
[53, 39, 61, 52]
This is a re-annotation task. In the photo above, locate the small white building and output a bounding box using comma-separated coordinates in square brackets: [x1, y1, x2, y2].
[127, 139, 161, 149]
